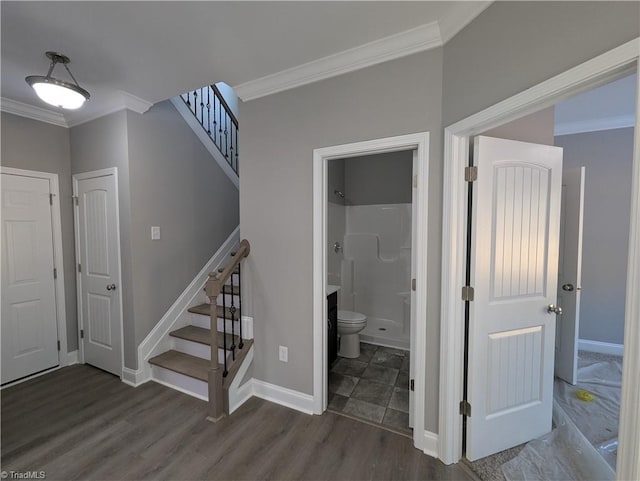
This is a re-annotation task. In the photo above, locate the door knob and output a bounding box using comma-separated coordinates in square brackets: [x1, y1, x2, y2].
[106, 284, 117, 291]
[547, 304, 562, 315]
[562, 283, 575, 292]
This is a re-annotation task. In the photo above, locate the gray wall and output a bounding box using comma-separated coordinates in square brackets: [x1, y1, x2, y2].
[1, 112, 77, 352]
[126, 101, 239, 352]
[443, 1, 640, 126]
[482, 107, 555, 146]
[344, 151, 413, 205]
[70, 111, 136, 366]
[70, 102, 239, 369]
[240, 48, 443, 431]
[556, 128, 634, 345]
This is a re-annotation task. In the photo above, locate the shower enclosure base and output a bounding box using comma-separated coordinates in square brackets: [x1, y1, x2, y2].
[360, 316, 410, 351]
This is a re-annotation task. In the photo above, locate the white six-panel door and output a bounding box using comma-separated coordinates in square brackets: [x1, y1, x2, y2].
[1, 173, 59, 383]
[466, 136, 563, 461]
[75, 170, 122, 376]
[555, 167, 585, 385]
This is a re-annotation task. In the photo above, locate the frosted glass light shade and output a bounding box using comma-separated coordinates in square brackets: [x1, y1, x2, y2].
[29, 80, 88, 109]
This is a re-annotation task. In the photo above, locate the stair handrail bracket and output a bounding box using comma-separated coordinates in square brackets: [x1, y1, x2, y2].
[205, 239, 250, 422]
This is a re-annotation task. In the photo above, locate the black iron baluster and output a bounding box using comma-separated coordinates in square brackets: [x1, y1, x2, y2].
[199, 88, 205, 125]
[238, 263, 243, 349]
[212, 94, 218, 147]
[206, 88, 211, 135]
[224, 113, 229, 159]
[218, 93, 223, 149]
[192, 90, 198, 117]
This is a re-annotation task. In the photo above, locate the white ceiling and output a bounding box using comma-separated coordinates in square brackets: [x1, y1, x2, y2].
[1, 1, 490, 127]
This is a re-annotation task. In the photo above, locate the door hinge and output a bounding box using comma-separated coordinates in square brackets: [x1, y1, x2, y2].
[78, 263, 82, 273]
[57, 340, 61, 351]
[73, 196, 79, 206]
[411, 278, 416, 291]
[462, 286, 474, 301]
[460, 400, 471, 417]
[410, 379, 415, 392]
[53, 267, 58, 279]
[80, 329, 84, 339]
[465, 166, 478, 182]
[49, 193, 54, 205]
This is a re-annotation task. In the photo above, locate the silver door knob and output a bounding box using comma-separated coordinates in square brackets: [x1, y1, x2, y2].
[547, 304, 562, 315]
[562, 284, 575, 292]
[106, 284, 117, 291]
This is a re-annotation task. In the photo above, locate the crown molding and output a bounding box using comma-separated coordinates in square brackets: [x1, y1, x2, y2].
[438, 1, 493, 44]
[66, 91, 154, 127]
[0, 97, 68, 127]
[555, 114, 635, 136]
[234, 21, 442, 102]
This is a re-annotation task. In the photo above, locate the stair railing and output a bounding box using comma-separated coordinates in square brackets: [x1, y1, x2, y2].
[181, 84, 239, 174]
[205, 239, 250, 421]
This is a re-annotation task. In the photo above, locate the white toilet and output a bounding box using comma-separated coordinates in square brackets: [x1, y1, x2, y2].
[337, 310, 367, 358]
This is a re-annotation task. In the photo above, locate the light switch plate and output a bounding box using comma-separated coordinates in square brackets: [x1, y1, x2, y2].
[279, 345, 288, 362]
[151, 226, 161, 240]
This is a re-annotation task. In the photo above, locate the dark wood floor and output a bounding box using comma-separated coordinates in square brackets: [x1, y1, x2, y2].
[1, 365, 475, 481]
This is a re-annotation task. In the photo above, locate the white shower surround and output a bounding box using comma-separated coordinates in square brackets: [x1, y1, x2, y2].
[341, 203, 412, 350]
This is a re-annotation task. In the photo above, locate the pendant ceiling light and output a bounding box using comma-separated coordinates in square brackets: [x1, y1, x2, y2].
[25, 51, 90, 110]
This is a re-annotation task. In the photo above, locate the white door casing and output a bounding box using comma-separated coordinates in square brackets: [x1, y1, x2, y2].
[466, 136, 563, 461]
[555, 167, 585, 385]
[1, 173, 59, 383]
[74, 169, 123, 376]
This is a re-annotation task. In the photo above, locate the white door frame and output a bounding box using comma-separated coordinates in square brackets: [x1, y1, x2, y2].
[72, 167, 125, 377]
[439, 37, 640, 481]
[0, 166, 70, 369]
[312, 132, 432, 453]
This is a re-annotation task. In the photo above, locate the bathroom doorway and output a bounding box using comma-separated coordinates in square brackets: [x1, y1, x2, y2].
[327, 150, 413, 434]
[312, 132, 432, 453]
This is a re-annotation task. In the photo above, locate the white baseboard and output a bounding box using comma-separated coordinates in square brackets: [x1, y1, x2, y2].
[578, 339, 624, 357]
[228, 345, 255, 414]
[137, 227, 240, 381]
[251, 379, 315, 415]
[65, 350, 79, 366]
[420, 431, 439, 458]
[121, 367, 148, 387]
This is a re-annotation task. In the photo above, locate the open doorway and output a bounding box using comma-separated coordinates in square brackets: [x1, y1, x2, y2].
[312, 132, 432, 454]
[463, 72, 636, 479]
[326, 150, 414, 435]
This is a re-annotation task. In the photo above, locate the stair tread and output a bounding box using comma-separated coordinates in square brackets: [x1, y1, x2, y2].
[148, 350, 209, 381]
[188, 303, 239, 320]
[170, 325, 240, 349]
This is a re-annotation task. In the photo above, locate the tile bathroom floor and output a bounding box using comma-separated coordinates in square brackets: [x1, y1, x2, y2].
[329, 342, 411, 436]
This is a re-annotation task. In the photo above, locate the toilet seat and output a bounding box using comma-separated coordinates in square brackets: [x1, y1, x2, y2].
[338, 310, 366, 323]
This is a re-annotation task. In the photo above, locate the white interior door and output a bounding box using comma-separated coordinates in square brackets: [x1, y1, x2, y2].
[555, 167, 585, 385]
[466, 136, 563, 461]
[75, 171, 122, 376]
[1, 173, 59, 383]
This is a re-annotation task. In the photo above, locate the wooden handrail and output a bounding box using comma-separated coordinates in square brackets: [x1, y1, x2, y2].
[205, 239, 250, 422]
[212, 84, 239, 128]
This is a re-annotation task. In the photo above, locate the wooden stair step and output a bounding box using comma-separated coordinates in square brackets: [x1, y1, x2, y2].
[188, 303, 239, 320]
[170, 325, 240, 350]
[148, 350, 208, 382]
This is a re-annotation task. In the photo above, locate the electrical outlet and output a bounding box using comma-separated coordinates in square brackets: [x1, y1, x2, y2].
[279, 345, 288, 362]
[151, 226, 161, 240]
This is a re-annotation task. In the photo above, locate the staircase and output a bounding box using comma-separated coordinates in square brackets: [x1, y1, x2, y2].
[149, 240, 252, 420]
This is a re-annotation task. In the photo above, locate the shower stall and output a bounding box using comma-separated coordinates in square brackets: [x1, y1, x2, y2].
[327, 152, 413, 351]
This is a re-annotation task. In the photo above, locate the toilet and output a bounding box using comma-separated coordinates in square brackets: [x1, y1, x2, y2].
[337, 310, 367, 358]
